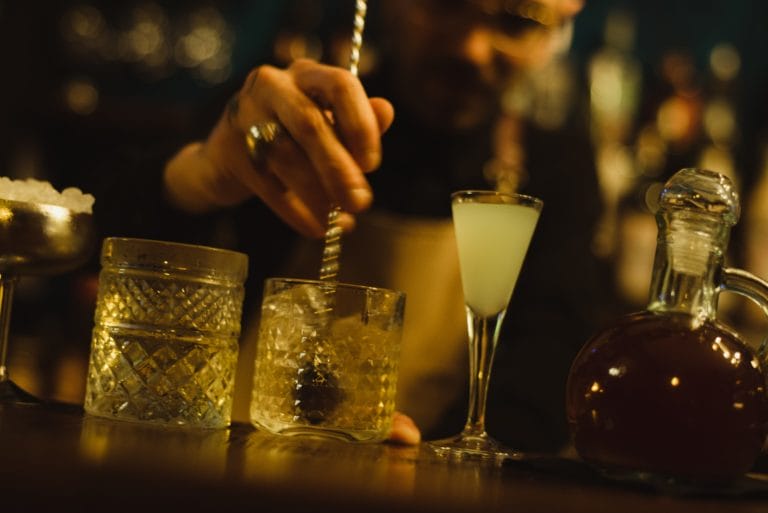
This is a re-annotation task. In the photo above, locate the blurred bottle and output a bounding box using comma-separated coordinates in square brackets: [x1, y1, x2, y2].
[735, 148, 768, 352]
[587, 8, 642, 259]
[697, 42, 742, 186]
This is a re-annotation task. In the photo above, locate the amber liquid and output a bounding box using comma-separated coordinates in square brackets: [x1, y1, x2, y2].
[566, 311, 768, 482]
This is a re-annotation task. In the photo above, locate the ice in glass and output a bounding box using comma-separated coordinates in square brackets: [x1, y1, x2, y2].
[250, 278, 405, 442]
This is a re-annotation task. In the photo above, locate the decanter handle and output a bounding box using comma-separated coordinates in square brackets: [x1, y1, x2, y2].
[720, 267, 768, 361]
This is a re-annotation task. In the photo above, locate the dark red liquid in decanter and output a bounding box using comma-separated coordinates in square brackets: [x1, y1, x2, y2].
[566, 311, 768, 482]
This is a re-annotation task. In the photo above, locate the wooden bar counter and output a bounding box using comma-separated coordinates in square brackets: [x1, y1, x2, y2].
[1, 402, 766, 512]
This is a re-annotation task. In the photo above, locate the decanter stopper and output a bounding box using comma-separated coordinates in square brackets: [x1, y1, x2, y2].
[658, 167, 739, 224]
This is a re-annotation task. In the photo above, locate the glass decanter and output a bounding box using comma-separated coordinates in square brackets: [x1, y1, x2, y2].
[566, 168, 768, 483]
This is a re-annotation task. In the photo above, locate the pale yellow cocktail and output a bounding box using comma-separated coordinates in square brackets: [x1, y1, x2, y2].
[429, 190, 543, 463]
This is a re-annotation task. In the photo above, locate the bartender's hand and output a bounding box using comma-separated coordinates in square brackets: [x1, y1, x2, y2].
[388, 412, 421, 445]
[163, 58, 395, 238]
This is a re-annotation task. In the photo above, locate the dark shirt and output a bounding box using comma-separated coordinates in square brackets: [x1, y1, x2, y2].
[488, 121, 616, 451]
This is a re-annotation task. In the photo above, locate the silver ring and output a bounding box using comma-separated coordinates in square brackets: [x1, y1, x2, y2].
[245, 121, 283, 164]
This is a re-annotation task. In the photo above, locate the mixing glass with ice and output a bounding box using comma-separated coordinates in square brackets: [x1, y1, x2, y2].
[250, 278, 405, 442]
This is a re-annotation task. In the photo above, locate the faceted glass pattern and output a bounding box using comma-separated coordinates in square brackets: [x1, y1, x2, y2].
[84, 238, 247, 429]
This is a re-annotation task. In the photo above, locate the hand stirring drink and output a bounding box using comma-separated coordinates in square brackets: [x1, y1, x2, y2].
[319, 0, 367, 283]
[294, 0, 369, 423]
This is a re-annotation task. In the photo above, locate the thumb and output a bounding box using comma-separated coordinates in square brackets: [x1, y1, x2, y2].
[370, 97, 395, 134]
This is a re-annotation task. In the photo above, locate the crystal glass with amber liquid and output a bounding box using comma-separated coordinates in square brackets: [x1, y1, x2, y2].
[566, 168, 768, 483]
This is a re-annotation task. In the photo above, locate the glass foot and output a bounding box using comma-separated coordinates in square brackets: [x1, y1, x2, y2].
[0, 379, 42, 405]
[427, 432, 519, 466]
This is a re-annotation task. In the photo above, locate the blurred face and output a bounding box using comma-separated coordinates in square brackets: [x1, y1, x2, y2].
[381, 0, 584, 131]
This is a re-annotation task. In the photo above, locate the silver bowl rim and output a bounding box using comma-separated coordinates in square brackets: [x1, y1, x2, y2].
[0, 196, 94, 217]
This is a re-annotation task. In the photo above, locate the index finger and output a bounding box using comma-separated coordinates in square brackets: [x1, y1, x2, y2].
[262, 62, 374, 212]
[290, 60, 383, 173]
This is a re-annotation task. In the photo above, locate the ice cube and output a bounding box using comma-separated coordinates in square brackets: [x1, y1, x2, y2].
[0, 176, 95, 213]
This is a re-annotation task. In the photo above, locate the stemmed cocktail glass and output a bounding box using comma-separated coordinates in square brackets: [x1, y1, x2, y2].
[0, 198, 94, 404]
[428, 190, 542, 463]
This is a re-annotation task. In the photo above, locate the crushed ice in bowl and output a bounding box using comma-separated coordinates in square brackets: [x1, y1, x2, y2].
[0, 177, 95, 214]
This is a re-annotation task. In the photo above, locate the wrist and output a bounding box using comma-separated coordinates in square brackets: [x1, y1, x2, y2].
[163, 123, 251, 215]
[163, 141, 216, 214]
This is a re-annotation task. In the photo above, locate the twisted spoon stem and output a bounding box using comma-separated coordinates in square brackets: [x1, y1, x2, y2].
[294, 1, 370, 424]
[348, 0, 367, 77]
[320, 0, 367, 285]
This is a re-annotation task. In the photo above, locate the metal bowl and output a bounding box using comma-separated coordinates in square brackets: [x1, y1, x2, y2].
[0, 198, 95, 275]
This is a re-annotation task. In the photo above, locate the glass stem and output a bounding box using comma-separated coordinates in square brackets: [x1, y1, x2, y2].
[0, 275, 16, 382]
[463, 307, 506, 437]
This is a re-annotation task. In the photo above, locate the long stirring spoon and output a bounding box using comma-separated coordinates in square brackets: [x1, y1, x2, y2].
[319, 0, 367, 284]
[295, 0, 369, 424]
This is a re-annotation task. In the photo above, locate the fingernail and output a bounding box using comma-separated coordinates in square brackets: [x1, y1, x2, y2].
[364, 150, 381, 171]
[338, 212, 356, 232]
[349, 187, 372, 211]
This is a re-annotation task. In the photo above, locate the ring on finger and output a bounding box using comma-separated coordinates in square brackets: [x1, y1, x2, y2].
[245, 121, 284, 164]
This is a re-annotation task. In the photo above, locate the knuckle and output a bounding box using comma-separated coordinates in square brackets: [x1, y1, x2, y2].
[290, 58, 318, 72]
[327, 69, 358, 100]
[244, 65, 278, 92]
[243, 67, 260, 90]
[292, 109, 329, 140]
